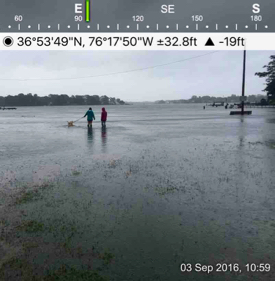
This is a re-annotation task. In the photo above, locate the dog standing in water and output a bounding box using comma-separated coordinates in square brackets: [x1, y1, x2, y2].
[101, 107, 107, 127]
[83, 107, 96, 128]
[67, 121, 74, 127]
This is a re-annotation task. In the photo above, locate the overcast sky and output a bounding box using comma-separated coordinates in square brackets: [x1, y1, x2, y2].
[0, 51, 273, 102]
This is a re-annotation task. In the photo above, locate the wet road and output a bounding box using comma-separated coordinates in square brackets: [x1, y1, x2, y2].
[1, 104, 275, 280]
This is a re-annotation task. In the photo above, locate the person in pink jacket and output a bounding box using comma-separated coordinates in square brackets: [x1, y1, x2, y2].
[101, 107, 107, 127]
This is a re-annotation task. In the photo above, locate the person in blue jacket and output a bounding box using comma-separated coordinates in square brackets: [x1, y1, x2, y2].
[83, 107, 95, 127]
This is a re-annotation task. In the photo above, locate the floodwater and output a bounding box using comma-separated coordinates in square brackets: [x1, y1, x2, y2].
[0, 104, 275, 280]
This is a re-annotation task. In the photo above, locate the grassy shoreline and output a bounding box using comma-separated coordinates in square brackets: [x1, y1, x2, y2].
[0, 181, 114, 281]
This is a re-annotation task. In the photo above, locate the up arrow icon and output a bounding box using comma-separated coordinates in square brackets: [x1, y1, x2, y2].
[205, 37, 215, 46]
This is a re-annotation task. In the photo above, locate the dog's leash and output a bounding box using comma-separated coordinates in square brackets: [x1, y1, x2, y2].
[73, 117, 84, 123]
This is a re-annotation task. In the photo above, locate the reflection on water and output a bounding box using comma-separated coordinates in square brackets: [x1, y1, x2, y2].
[265, 118, 275, 124]
[87, 127, 94, 148]
[238, 116, 246, 148]
[101, 127, 107, 153]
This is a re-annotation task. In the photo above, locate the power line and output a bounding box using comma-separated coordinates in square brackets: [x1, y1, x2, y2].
[0, 51, 219, 81]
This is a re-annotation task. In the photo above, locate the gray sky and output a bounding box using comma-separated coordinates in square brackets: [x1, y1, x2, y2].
[0, 51, 273, 101]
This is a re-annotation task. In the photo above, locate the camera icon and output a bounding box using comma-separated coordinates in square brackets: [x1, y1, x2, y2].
[3, 36, 14, 47]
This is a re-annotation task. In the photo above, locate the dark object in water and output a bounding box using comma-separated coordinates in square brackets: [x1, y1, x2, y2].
[230, 111, 252, 115]
[211, 102, 224, 107]
[1, 107, 17, 110]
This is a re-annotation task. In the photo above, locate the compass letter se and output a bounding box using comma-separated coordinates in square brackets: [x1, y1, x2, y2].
[161, 5, 175, 13]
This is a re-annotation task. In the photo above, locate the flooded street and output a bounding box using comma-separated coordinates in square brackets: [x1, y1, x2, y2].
[1, 104, 275, 280]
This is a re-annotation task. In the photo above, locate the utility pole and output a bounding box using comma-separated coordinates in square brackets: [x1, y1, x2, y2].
[241, 46, 246, 115]
[230, 41, 251, 115]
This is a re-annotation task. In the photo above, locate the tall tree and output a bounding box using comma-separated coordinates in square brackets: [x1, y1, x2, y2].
[255, 55, 275, 104]
[109, 97, 116, 105]
[100, 95, 110, 105]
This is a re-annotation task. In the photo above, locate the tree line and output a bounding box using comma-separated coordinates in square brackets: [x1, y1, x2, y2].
[157, 55, 275, 105]
[0, 94, 126, 107]
[156, 94, 268, 104]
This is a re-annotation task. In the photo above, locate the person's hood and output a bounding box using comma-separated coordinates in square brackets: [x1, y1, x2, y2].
[102, 108, 105, 112]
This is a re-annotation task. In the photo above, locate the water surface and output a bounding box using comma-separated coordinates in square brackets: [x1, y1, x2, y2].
[1, 104, 275, 280]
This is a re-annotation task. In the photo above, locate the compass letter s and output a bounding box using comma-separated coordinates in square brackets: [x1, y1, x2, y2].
[252, 4, 260, 13]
